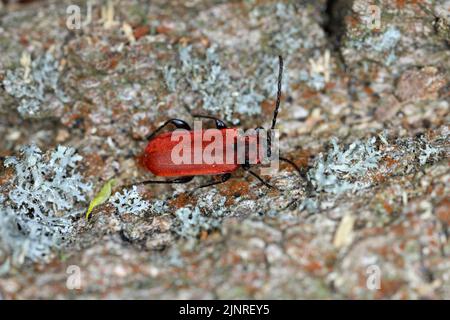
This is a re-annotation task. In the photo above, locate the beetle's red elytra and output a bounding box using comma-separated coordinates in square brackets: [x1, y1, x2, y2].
[139, 128, 262, 177]
[134, 56, 305, 190]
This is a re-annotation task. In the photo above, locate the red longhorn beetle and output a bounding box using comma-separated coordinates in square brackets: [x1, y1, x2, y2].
[135, 56, 304, 191]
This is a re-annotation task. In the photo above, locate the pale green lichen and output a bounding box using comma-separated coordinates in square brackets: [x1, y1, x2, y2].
[298, 198, 319, 213]
[252, 2, 320, 54]
[299, 69, 326, 91]
[349, 26, 401, 52]
[308, 137, 382, 195]
[173, 189, 228, 238]
[251, 2, 324, 94]
[347, 26, 401, 65]
[419, 141, 442, 166]
[0, 145, 91, 266]
[163, 45, 265, 124]
[2, 52, 68, 118]
[174, 205, 223, 238]
[109, 186, 150, 216]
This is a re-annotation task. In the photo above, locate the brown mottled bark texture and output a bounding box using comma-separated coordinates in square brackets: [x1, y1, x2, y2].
[0, 0, 449, 299]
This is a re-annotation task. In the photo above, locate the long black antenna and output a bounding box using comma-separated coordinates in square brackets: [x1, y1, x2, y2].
[271, 55, 283, 130]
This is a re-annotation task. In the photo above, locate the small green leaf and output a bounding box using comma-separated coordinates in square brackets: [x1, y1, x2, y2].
[85, 179, 117, 221]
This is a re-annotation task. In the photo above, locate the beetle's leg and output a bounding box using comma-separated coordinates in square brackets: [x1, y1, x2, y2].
[189, 173, 231, 194]
[242, 165, 276, 189]
[146, 119, 191, 141]
[140, 176, 194, 185]
[247, 170, 276, 189]
[279, 156, 307, 180]
[279, 156, 314, 196]
[123, 176, 194, 189]
[192, 114, 227, 129]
